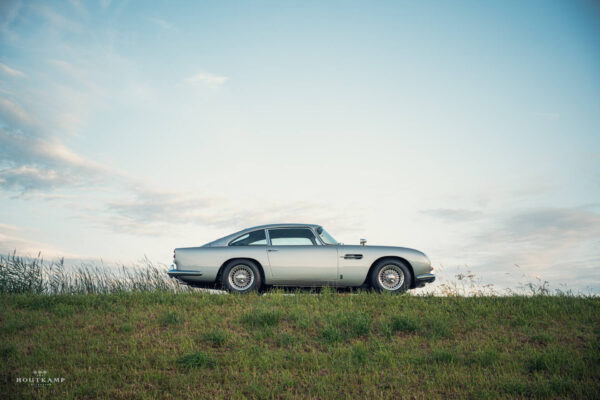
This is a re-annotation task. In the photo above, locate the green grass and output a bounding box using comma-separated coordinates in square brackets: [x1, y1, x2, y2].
[240, 309, 283, 328]
[158, 311, 181, 326]
[201, 329, 230, 347]
[320, 311, 372, 343]
[389, 314, 421, 333]
[177, 351, 217, 370]
[0, 292, 598, 399]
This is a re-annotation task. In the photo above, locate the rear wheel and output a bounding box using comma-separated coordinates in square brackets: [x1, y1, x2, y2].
[221, 260, 262, 293]
[370, 259, 411, 293]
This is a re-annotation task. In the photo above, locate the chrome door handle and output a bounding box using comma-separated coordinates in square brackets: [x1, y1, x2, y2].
[267, 249, 278, 252]
[343, 254, 363, 260]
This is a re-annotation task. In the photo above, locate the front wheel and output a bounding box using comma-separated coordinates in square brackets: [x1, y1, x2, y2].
[370, 259, 412, 293]
[221, 260, 262, 293]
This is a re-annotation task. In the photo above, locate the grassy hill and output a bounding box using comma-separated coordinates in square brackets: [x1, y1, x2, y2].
[0, 291, 598, 399]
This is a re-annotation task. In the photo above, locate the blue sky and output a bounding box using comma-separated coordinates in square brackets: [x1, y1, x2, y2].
[1, 0, 599, 292]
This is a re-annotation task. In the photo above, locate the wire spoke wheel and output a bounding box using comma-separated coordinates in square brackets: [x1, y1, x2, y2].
[377, 264, 405, 291]
[228, 264, 255, 291]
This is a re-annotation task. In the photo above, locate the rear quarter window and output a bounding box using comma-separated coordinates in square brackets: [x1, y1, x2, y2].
[229, 230, 267, 246]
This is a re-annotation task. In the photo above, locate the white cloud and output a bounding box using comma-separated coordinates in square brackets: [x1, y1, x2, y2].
[0, 166, 63, 191]
[185, 71, 228, 87]
[0, 97, 39, 130]
[0, 127, 111, 193]
[0, 62, 26, 78]
[0, 128, 106, 170]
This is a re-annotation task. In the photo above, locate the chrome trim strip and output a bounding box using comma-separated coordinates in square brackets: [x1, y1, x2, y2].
[416, 273, 436, 280]
[167, 269, 203, 277]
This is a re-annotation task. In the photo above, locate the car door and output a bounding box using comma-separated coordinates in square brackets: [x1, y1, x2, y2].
[266, 227, 338, 285]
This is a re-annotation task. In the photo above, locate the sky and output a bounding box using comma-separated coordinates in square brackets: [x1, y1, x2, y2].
[1, 0, 599, 293]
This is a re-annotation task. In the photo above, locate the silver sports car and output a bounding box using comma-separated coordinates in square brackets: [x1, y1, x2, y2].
[167, 223, 435, 293]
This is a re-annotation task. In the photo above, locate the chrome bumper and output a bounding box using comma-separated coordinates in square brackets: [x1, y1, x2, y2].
[167, 269, 203, 278]
[415, 273, 436, 287]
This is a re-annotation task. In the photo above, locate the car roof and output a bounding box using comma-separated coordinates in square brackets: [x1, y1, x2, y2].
[244, 223, 320, 230]
[204, 223, 321, 247]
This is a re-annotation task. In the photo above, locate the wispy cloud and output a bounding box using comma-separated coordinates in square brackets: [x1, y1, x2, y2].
[0, 127, 106, 169]
[101, 190, 364, 236]
[0, 62, 26, 78]
[461, 206, 600, 283]
[418, 205, 600, 293]
[0, 166, 68, 192]
[68, 0, 87, 16]
[1, 85, 343, 238]
[49, 59, 109, 98]
[502, 207, 600, 240]
[49, 59, 86, 81]
[0, 82, 241, 235]
[0, 129, 114, 193]
[0, 96, 108, 193]
[31, 4, 83, 33]
[0, 97, 39, 131]
[103, 191, 217, 233]
[185, 71, 228, 87]
[147, 17, 176, 31]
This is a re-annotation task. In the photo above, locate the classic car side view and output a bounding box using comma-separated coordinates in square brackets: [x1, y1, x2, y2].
[167, 223, 435, 293]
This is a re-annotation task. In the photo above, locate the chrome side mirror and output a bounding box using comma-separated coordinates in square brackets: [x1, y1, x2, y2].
[360, 238, 367, 246]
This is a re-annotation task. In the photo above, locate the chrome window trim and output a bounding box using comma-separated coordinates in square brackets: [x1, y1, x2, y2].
[311, 226, 326, 245]
[313, 225, 338, 245]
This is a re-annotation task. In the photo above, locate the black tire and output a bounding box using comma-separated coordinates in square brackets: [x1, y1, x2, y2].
[370, 259, 412, 293]
[221, 260, 262, 293]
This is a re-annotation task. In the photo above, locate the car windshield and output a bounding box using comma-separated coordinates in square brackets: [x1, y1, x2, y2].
[316, 226, 337, 245]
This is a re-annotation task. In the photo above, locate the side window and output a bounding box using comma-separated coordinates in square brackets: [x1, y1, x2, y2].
[229, 230, 267, 246]
[268, 228, 317, 246]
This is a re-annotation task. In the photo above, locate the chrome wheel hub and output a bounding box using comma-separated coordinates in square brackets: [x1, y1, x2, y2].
[378, 265, 404, 290]
[228, 265, 254, 290]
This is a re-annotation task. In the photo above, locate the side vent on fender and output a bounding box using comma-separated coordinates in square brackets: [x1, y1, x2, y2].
[343, 254, 363, 260]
